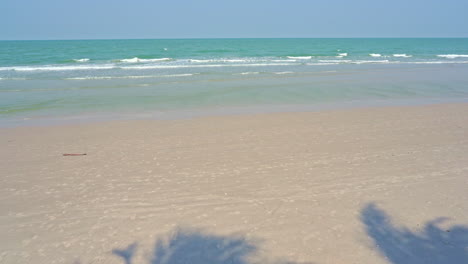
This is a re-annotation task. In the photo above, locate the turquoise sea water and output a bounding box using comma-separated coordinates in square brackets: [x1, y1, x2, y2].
[1, 38, 468, 125]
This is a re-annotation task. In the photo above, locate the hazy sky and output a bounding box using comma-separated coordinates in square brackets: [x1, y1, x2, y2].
[2, 0, 468, 40]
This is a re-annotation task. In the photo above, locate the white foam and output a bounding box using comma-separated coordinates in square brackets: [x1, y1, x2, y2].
[274, 71, 294, 75]
[235, 72, 259, 75]
[120, 63, 292, 70]
[189, 59, 212, 63]
[271, 59, 297, 62]
[120, 57, 140, 63]
[66, 73, 197, 80]
[437, 54, 468, 59]
[369, 53, 382, 57]
[223, 59, 250, 63]
[353, 60, 390, 64]
[338, 53, 348, 57]
[66, 76, 115, 80]
[143, 58, 172, 62]
[306, 63, 340, 66]
[120, 57, 172, 63]
[393, 54, 412, 58]
[73, 58, 90, 62]
[189, 58, 300, 64]
[319, 60, 352, 63]
[287, 56, 312, 59]
[189, 58, 257, 63]
[157, 73, 198, 78]
[405, 61, 468, 64]
[120, 65, 206, 70]
[0, 64, 116, 72]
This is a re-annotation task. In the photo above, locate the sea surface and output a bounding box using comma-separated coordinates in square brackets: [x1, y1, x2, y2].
[1, 38, 468, 126]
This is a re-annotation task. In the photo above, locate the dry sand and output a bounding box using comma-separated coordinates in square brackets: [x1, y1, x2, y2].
[1, 103, 467, 264]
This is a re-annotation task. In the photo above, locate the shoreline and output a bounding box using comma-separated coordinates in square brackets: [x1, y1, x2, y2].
[2, 96, 468, 128]
[1, 102, 468, 263]
[3, 62, 468, 129]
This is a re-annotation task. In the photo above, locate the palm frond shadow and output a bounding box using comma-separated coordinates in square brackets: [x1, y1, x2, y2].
[361, 203, 468, 264]
[112, 243, 138, 264]
[111, 204, 467, 264]
[113, 228, 309, 264]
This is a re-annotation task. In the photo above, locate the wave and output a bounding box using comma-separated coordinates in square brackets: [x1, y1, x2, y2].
[319, 60, 352, 63]
[120, 63, 293, 70]
[188, 59, 254, 63]
[287, 56, 312, 59]
[223, 59, 250, 63]
[393, 54, 412, 58]
[120, 57, 172, 63]
[306, 63, 340, 66]
[437, 54, 468, 59]
[353, 60, 390, 64]
[271, 59, 297, 62]
[274, 71, 294, 75]
[145, 58, 172, 62]
[73, 58, 90, 62]
[3, 60, 296, 72]
[120, 57, 140, 63]
[7, 54, 468, 75]
[0, 64, 116, 72]
[66, 73, 198, 80]
[162, 73, 198, 77]
[189, 58, 299, 64]
[1, 61, 289, 72]
[335, 52, 348, 58]
[235, 72, 259, 75]
[405, 61, 468, 64]
[188, 59, 212, 63]
[66, 76, 116, 80]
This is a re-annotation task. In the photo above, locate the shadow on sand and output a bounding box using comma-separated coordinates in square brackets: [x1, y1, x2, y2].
[361, 203, 468, 264]
[112, 228, 306, 264]
[111, 204, 467, 264]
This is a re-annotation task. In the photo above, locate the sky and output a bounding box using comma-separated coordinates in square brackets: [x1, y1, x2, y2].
[1, 0, 468, 40]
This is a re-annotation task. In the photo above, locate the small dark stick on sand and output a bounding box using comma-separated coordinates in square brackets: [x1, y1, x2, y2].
[63, 153, 87, 156]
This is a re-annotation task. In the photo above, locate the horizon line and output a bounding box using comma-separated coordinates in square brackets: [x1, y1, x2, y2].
[1, 36, 468, 41]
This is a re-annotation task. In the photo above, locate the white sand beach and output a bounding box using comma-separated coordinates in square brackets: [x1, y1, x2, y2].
[1, 103, 467, 264]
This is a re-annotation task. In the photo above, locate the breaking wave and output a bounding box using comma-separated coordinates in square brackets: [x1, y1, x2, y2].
[437, 54, 468, 59]
[235, 72, 260, 75]
[287, 56, 312, 59]
[393, 54, 412, 58]
[73, 58, 90, 62]
[120, 57, 172, 63]
[0, 64, 116, 72]
[65, 73, 198, 80]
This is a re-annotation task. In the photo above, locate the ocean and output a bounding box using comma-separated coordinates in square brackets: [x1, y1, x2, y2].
[1, 38, 468, 126]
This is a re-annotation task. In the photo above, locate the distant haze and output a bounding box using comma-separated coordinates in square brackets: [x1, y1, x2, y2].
[1, 0, 468, 40]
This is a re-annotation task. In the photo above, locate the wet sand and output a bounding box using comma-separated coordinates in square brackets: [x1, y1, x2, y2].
[1, 103, 467, 264]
